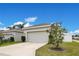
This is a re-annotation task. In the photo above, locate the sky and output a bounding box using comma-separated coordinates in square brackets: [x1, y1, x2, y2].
[0, 3, 79, 33]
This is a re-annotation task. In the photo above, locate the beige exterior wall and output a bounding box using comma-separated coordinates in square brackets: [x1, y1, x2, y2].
[3, 32, 13, 40]
[13, 32, 25, 42]
[3, 31, 25, 42]
[63, 33, 72, 42]
[24, 26, 49, 42]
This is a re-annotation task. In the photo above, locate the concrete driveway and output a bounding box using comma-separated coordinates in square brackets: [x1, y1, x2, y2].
[0, 42, 46, 56]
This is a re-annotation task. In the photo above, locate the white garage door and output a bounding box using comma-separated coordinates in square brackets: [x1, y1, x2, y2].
[27, 31, 48, 43]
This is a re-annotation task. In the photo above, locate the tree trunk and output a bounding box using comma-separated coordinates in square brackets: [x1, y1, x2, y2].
[55, 42, 59, 48]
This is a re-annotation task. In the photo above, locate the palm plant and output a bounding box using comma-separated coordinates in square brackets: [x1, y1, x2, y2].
[7, 27, 12, 30]
[13, 25, 16, 29]
[15, 23, 26, 29]
[7, 23, 25, 34]
[7, 26, 15, 30]
[48, 22, 66, 48]
[7, 22, 25, 30]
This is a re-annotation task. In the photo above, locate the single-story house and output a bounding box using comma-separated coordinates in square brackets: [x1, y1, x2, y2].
[23, 24, 72, 43]
[23, 24, 50, 43]
[0, 24, 72, 43]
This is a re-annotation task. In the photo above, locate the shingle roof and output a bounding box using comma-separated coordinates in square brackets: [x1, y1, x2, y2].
[22, 23, 50, 30]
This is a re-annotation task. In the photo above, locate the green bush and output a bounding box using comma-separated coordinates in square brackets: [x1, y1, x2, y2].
[3, 39, 10, 43]
[21, 36, 26, 42]
[10, 37, 14, 42]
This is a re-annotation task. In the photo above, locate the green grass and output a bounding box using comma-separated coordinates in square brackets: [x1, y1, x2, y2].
[36, 42, 79, 56]
[0, 41, 22, 47]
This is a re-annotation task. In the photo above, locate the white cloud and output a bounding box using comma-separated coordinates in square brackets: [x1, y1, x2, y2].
[10, 21, 32, 28]
[0, 17, 37, 30]
[0, 22, 3, 25]
[24, 23, 32, 27]
[0, 27, 9, 30]
[74, 29, 79, 33]
[13, 21, 23, 25]
[70, 29, 79, 34]
[70, 31, 73, 33]
[10, 25, 13, 27]
[10, 21, 24, 27]
[25, 17, 37, 22]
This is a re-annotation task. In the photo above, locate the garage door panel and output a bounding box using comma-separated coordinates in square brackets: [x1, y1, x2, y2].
[27, 31, 48, 43]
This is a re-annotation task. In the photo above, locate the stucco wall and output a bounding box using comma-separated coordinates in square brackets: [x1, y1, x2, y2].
[3, 31, 25, 42]
[3, 34, 13, 40]
[3, 32, 13, 40]
[14, 32, 25, 42]
[24, 27, 49, 42]
[63, 33, 72, 42]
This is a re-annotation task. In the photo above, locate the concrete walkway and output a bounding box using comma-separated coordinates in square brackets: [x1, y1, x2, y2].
[0, 42, 46, 56]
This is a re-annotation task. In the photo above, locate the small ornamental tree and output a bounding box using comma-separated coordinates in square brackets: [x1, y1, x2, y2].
[48, 22, 66, 49]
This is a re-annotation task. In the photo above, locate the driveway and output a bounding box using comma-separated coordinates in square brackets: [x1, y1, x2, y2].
[0, 42, 46, 56]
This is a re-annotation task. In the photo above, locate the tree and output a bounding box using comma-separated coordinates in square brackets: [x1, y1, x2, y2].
[7, 26, 16, 30]
[7, 27, 12, 30]
[7, 23, 25, 30]
[15, 23, 26, 29]
[48, 22, 66, 49]
[13, 25, 16, 29]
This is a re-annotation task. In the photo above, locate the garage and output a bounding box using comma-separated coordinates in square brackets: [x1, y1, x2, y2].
[27, 31, 48, 43]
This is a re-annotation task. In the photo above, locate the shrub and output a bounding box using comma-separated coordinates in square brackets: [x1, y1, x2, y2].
[3, 39, 9, 43]
[10, 37, 14, 42]
[21, 36, 26, 42]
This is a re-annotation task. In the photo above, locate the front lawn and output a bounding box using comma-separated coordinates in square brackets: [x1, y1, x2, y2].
[35, 42, 79, 56]
[0, 41, 22, 47]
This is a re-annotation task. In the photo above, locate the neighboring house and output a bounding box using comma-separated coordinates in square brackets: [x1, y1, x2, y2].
[0, 24, 72, 43]
[72, 34, 79, 40]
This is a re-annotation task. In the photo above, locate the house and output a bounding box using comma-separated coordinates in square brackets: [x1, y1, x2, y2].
[23, 24, 72, 43]
[0, 24, 72, 43]
[72, 34, 79, 40]
[1, 30, 25, 42]
[23, 24, 50, 43]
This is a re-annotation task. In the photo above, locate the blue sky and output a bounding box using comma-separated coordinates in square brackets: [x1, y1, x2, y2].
[0, 3, 79, 33]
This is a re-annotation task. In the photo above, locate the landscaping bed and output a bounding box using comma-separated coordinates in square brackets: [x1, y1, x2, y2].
[35, 42, 79, 56]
